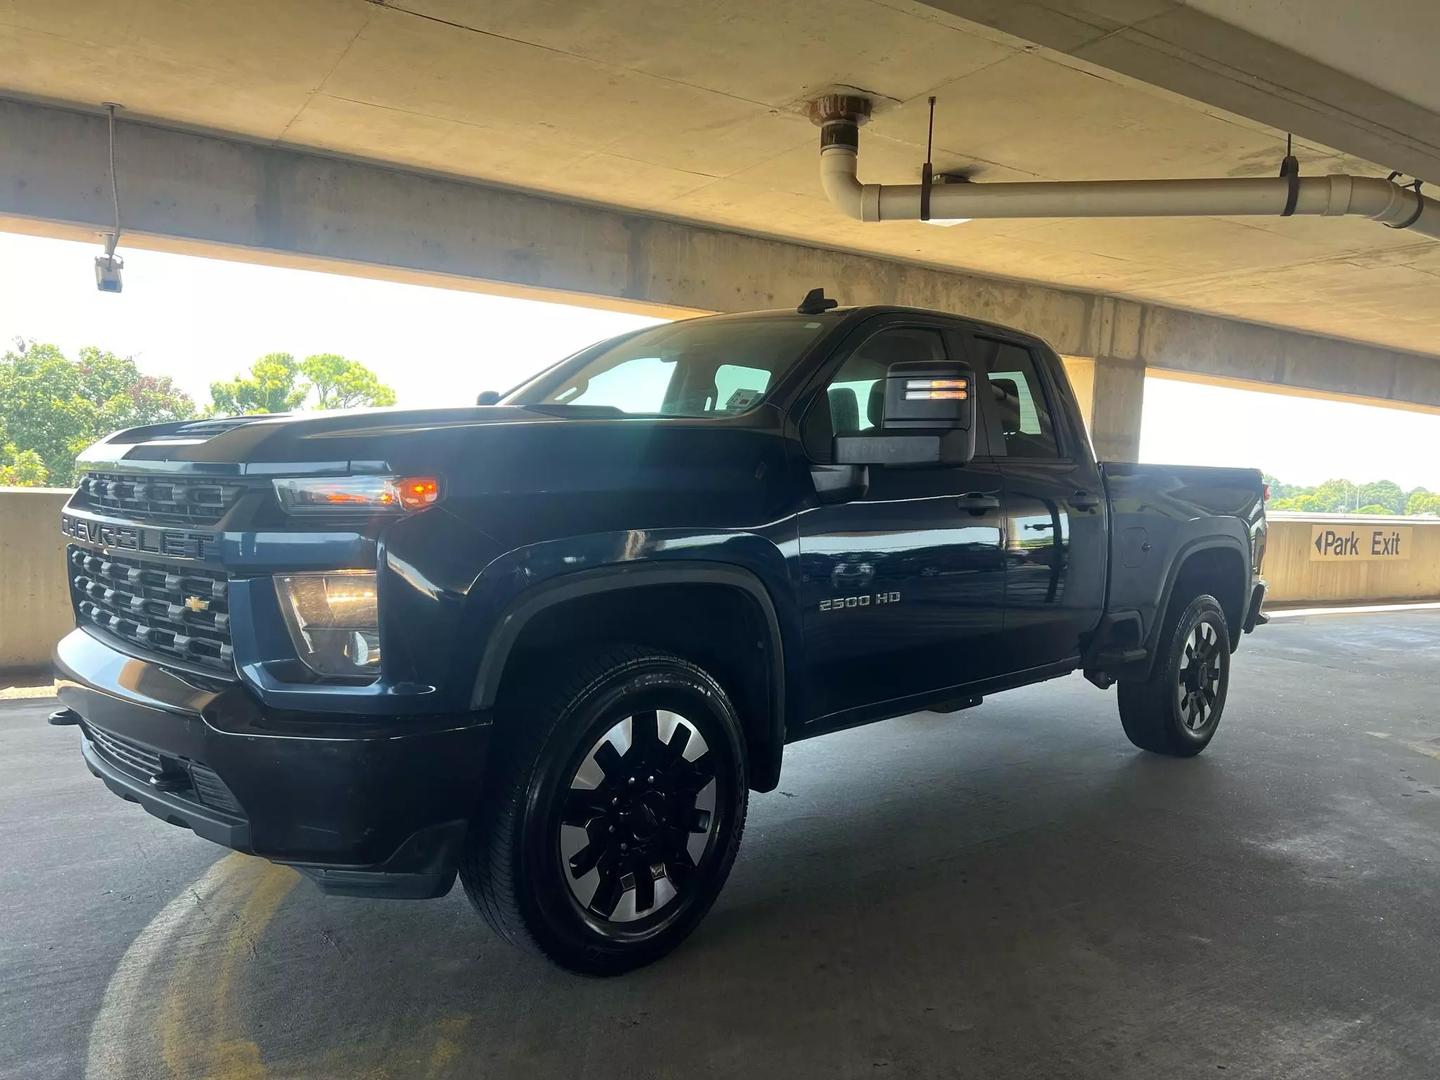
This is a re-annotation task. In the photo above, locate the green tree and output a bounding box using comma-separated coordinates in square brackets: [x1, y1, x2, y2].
[208, 353, 308, 415]
[1355, 503, 1395, 515]
[0, 443, 48, 486]
[299, 353, 397, 410]
[1406, 490, 1440, 516]
[1310, 478, 1364, 512]
[0, 341, 196, 485]
[0, 418, 50, 486]
[1357, 479, 1405, 515]
[1262, 472, 1300, 502]
[209, 353, 395, 415]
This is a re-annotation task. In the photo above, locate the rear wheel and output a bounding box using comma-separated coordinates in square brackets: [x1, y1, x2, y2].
[460, 646, 748, 974]
[1117, 593, 1230, 757]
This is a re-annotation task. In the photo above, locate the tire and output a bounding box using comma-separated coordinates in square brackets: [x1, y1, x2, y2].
[460, 646, 749, 974]
[1117, 593, 1231, 757]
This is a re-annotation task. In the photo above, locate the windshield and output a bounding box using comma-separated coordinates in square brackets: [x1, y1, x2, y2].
[506, 315, 834, 417]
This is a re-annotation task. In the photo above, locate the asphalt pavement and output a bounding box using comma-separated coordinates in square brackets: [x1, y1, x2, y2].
[3, 610, 1438, 1079]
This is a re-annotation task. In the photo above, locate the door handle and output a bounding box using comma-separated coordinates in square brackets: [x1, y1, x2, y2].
[1069, 490, 1102, 511]
[956, 492, 1000, 513]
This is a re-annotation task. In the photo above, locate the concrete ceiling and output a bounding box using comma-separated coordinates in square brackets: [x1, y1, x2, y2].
[3, 0, 1440, 357]
[1183, 0, 1440, 114]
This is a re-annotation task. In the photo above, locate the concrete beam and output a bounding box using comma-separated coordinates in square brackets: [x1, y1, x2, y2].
[917, 0, 1440, 185]
[4, 96, 1440, 419]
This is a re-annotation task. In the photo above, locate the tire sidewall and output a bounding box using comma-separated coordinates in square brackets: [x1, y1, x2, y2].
[514, 658, 747, 972]
[1161, 594, 1231, 749]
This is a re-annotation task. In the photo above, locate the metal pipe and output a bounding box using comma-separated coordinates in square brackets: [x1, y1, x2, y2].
[814, 110, 1440, 240]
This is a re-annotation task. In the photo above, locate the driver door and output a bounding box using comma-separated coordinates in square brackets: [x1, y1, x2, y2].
[796, 320, 1008, 727]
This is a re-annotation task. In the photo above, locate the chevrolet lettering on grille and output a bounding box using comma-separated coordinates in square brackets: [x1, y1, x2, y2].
[61, 514, 215, 561]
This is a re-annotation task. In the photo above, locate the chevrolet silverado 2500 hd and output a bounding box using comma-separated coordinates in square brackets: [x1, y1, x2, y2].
[52, 295, 1266, 973]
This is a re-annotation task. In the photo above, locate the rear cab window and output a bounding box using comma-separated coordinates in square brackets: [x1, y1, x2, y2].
[969, 336, 1062, 460]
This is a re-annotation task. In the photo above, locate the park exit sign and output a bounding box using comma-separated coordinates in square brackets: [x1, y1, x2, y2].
[1309, 524, 1411, 562]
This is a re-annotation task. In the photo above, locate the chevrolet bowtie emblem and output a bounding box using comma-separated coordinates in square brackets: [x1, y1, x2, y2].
[183, 595, 211, 613]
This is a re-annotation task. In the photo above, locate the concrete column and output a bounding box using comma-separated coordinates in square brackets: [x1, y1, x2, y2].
[1086, 356, 1146, 463]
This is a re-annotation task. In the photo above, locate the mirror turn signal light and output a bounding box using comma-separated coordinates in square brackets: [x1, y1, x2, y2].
[904, 377, 969, 401]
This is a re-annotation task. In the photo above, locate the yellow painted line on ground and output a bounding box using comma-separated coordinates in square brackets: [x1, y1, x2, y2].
[84, 852, 299, 1080]
[88, 850, 477, 1078]
[159, 858, 299, 1080]
[1365, 731, 1440, 763]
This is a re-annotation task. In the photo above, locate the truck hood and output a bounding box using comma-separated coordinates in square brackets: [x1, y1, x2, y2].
[75, 405, 790, 548]
[78, 406, 573, 475]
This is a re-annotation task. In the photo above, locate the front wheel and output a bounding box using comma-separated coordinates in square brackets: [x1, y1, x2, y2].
[460, 647, 748, 974]
[1117, 593, 1231, 757]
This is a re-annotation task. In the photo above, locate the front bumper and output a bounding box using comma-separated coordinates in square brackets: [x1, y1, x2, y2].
[54, 629, 490, 899]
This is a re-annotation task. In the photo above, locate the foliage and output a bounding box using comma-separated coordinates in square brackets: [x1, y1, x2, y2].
[0, 342, 396, 488]
[1, 417, 49, 487]
[1406, 489, 1440, 517]
[0, 341, 196, 486]
[1268, 475, 1439, 517]
[1357, 480, 1405, 515]
[208, 353, 396, 415]
[299, 354, 397, 410]
[208, 353, 310, 416]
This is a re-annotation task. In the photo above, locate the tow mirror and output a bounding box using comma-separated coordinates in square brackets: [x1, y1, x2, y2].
[834, 361, 977, 467]
[476, 390, 501, 405]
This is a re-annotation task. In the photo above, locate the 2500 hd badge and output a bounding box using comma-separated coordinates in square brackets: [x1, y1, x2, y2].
[819, 591, 902, 611]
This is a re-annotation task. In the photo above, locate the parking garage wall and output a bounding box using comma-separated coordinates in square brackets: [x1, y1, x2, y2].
[0, 488, 72, 674]
[1265, 513, 1440, 605]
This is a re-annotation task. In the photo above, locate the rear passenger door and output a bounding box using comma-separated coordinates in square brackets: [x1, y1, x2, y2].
[965, 333, 1106, 669]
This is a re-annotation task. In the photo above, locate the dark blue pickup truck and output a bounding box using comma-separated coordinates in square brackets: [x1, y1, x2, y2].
[52, 294, 1266, 973]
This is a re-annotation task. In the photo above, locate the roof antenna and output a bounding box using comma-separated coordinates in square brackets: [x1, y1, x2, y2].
[921, 96, 936, 222]
[797, 287, 839, 314]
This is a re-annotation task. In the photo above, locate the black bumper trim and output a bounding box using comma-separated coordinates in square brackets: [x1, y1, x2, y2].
[81, 733, 251, 851]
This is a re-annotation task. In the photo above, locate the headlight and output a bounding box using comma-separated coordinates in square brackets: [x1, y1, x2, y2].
[275, 571, 380, 678]
[273, 475, 440, 515]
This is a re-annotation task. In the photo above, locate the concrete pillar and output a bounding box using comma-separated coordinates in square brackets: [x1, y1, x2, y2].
[1060, 357, 1096, 430]
[1086, 356, 1146, 463]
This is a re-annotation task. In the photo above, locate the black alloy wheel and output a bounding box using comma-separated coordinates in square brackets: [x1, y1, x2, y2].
[461, 647, 748, 974]
[558, 709, 719, 924]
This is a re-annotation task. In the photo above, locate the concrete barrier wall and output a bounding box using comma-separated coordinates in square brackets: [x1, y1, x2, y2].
[1265, 513, 1440, 604]
[0, 488, 72, 674]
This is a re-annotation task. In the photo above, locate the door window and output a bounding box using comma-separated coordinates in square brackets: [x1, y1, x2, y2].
[971, 338, 1060, 459]
[803, 328, 947, 458]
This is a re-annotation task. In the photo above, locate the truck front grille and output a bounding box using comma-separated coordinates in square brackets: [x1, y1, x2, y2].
[68, 546, 234, 673]
[77, 471, 245, 526]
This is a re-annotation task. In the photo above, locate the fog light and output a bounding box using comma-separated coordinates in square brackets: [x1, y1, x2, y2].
[274, 571, 380, 678]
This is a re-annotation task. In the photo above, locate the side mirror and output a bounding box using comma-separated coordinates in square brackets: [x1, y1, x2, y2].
[476, 390, 501, 406]
[834, 361, 976, 467]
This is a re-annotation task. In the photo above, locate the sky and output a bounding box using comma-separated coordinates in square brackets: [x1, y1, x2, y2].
[2, 230, 1438, 490]
[0, 232, 664, 409]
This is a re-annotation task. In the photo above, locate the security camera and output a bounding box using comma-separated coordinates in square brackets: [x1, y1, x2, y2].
[94, 253, 124, 293]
